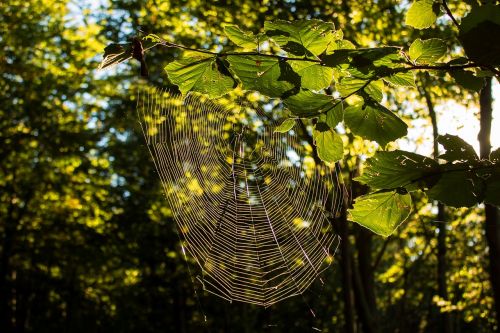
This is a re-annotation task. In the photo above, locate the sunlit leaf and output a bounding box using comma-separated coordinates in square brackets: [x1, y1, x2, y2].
[223, 24, 263, 50]
[383, 71, 416, 87]
[289, 61, 334, 90]
[409, 38, 447, 64]
[337, 77, 369, 97]
[227, 55, 300, 97]
[355, 150, 439, 191]
[284, 89, 339, 117]
[165, 53, 236, 98]
[344, 99, 408, 146]
[313, 123, 344, 163]
[405, 0, 441, 29]
[364, 80, 384, 102]
[348, 191, 412, 237]
[264, 19, 336, 57]
[274, 118, 296, 133]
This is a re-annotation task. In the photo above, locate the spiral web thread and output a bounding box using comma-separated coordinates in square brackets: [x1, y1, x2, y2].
[137, 87, 344, 307]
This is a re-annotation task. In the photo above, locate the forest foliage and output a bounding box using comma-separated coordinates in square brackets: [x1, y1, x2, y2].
[2, 0, 500, 332]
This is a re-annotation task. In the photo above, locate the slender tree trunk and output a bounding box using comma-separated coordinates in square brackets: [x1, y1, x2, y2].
[478, 77, 500, 331]
[335, 206, 356, 333]
[421, 77, 453, 333]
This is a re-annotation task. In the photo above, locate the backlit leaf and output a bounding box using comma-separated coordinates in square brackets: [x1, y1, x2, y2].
[264, 19, 336, 57]
[284, 90, 339, 117]
[409, 38, 447, 64]
[165, 53, 236, 98]
[344, 99, 408, 146]
[405, 0, 441, 29]
[313, 123, 344, 163]
[274, 118, 296, 133]
[227, 55, 300, 97]
[348, 191, 412, 237]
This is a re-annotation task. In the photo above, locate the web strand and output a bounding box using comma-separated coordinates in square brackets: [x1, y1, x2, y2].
[137, 87, 343, 306]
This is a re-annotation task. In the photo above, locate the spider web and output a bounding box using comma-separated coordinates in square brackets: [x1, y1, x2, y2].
[137, 87, 344, 307]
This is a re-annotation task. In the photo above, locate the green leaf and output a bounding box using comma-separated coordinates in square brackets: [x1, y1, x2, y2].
[355, 150, 439, 191]
[165, 53, 236, 98]
[438, 134, 479, 163]
[284, 90, 338, 117]
[322, 47, 403, 79]
[459, 4, 500, 66]
[325, 102, 344, 128]
[313, 123, 344, 163]
[223, 24, 260, 50]
[337, 77, 368, 97]
[227, 55, 300, 97]
[274, 118, 296, 133]
[364, 80, 384, 102]
[409, 38, 447, 64]
[426, 170, 479, 207]
[344, 99, 408, 146]
[450, 69, 485, 91]
[348, 191, 412, 237]
[289, 61, 334, 90]
[264, 19, 336, 57]
[383, 71, 416, 87]
[98, 43, 132, 70]
[405, 0, 441, 29]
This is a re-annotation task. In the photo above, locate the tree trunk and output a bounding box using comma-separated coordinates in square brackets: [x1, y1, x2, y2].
[479, 77, 500, 331]
[335, 206, 356, 333]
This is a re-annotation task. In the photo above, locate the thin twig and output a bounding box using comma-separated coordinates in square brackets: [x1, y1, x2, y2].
[442, 0, 460, 30]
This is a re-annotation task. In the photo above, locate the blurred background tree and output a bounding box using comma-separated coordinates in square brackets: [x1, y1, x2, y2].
[1, 0, 498, 332]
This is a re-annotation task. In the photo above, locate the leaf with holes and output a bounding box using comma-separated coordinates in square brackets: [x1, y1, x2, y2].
[165, 53, 236, 98]
[409, 38, 447, 64]
[274, 118, 296, 133]
[264, 19, 336, 57]
[227, 55, 300, 97]
[348, 191, 412, 237]
[344, 99, 408, 146]
[313, 122, 344, 163]
[426, 170, 480, 207]
[438, 134, 479, 163]
[405, 0, 441, 29]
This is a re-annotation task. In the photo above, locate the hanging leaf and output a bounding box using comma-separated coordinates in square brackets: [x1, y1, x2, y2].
[313, 122, 344, 163]
[409, 38, 447, 64]
[336, 77, 369, 97]
[459, 4, 500, 66]
[284, 90, 339, 117]
[274, 118, 296, 133]
[227, 55, 300, 97]
[405, 0, 441, 29]
[355, 150, 439, 191]
[348, 191, 412, 237]
[165, 53, 236, 98]
[264, 19, 336, 57]
[289, 61, 334, 90]
[344, 99, 408, 146]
